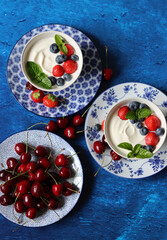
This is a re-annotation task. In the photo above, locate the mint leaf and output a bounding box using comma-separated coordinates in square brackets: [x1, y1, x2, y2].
[118, 142, 133, 151]
[127, 152, 134, 158]
[139, 108, 151, 119]
[133, 144, 141, 155]
[55, 34, 64, 46]
[135, 148, 153, 158]
[59, 44, 68, 55]
[125, 110, 136, 120]
[26, 61, 42, 79]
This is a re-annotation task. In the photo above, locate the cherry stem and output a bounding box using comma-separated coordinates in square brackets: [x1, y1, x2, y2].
[67, 152, 80, 159]
[12, 192, 21, 224]
[56, 148, 65, 156]
[47, 172, 58, 184]
[76, 129, 87, 134]
[105, 46, 108, 69]
[12, 161, 20, 175]
[94, 153, 105, 177]
[12, 219, 29, 232]
[45, 132, 53, 159]
[40, 197, 61, 220]
[67, 187, 80, 194]
[2, 171, 28, 186]
[1, 163, 13, 173]
[81, 104, 95, 118]
[23, 142, 36, 150]
[27, 122, 48, 130]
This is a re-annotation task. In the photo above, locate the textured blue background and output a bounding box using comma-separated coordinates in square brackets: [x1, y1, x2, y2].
[1, 0, 167, 239]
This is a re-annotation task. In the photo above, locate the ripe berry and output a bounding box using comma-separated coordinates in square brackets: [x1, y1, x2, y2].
[0, 194, 14, 206]
[31, 89, 44, 103]
[57, 117, 69, 129]
[6, 157, 18, 170]
[52, 183, 63, 196]
[155, 127, 165, 136]
[26, 161, 37, 173]
[0, 170, 7, 181]
[47, 198, 58, 210]
[103, 69, 113, 80]
[34, 169, 45, 182]
[50, 43, 59, 53]
[20, 152, 31, 165]
[135, 122, 143, 129]
[145, 115, 161, 131]
[93, 141, 106, 154]
[0, 183, 13, 194]
[63, 60, 77, 74]
[129, 101, 140, 111]
[23, 193, 36, 208]
[13, 189, 24, 200]
[56, 54, 67, 64]
[145, 132, 160, 147]
[63, 73, 72, 81]
[48, 76, 57, 86]
[64, 126, 76, 139]
[28, 172, 35, 181]
[35, 145, 47, 157]
[17, 180, 30, 195]
[15, 142, 26, 155]
[26, 82, 37, 91]
[15, 200, 26, 213]
[110, 150, 121, 160]
[62, 182, 74, 196]
[59, 167, 71, 179]
[26, 207, 37, 219]
[118, 106, 130, 120]
[73, 114, 84, 126]
[71, 54, 79, 61]
[60, 44, 74, 57]
[36, 199, 45, 210]
[56, 77, 65, 86]
[55, 154, 69, 167]
[45, 120, 58, 133]
[145, 145, 154, 152]
[52, 65, 64, 77]
[31, 182, 44, 198]
[139, 127, 148, 136]
[17, 164, 27, 173]
[38, 157, 50, 169]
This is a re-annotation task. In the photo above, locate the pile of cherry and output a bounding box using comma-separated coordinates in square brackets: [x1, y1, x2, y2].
[0, 141, 78, 221]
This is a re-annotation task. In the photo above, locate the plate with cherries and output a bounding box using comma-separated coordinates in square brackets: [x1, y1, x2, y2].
[0, 130, 83, 227]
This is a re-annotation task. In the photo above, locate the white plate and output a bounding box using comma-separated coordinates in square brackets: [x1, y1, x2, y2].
[85, 82, 167, 179]
[0, 130, 83, 227]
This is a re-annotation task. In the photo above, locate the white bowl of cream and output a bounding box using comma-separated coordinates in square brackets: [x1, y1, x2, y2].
[104, 97, 167, 159]
[21, 31, 83, 92]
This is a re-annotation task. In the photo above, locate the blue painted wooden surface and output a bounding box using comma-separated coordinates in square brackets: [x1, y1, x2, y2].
[1, 0, 167, 239]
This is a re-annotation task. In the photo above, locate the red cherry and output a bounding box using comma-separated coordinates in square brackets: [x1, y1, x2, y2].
[103, 69, 113, 80]
[55, 154, 69, 167]
[34, 169, 45, 182]
[38, 157, 50, 169]
[36, 199, 45, 210]
[93, 141, 106, 154]
[6, 158, 18, 170]
[5, 173, 17, 186]
[73, 114, 84, 127]
[35, 145, 47, 157]
[110, 150, 121, 160]
[64, 126, 76, 139]
[26, 82, 37, 91]
[13, 189, 24, 200]
[17, 164, 27, 173]
[47, 198, 59, 210]
[17, 180, 30, 195]
[59, 167, 71, 179]
[0, 194, 14, 206]
[57, 117, 69, 129]
[23, 193, 36, 208]
[28, 172, 35, 181]
[20, 152, 31, 165]
[0, 182, 13, 194]
[15, 143, 26, 155]
[26, 207, 37, 219]
[45, 120, 58, 133]
[43, 186, 52, 199]
[15, 200, 26, 213]
[31, 182, 44, 198]
[0, 170, 8, 181]
[26, 161, 37, 173]
[62, 182, 74, 196]
[52, 183, 63, 197]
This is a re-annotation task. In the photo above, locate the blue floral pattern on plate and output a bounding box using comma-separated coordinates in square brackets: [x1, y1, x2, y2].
[84, 82, 167, 179]
[7, 24, 102, 118]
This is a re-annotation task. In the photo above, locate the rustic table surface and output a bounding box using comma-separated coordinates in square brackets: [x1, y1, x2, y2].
[1, 0, 167, 239]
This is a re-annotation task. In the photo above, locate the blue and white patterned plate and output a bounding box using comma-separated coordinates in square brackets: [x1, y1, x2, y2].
[0, 130, 83, 227]
[85, 82, 167, 179]
[7, 24, 102, 118]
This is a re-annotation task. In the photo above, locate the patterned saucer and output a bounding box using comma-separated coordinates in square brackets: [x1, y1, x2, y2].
[85, 82, 167, 179]
[7, 24, 102, 118]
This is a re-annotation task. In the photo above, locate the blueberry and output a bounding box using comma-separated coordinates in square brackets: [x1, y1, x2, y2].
[130, 119, 138, 124]
[139, 118, 145, 122]
[135, 122, 143, 129]
[71, 54, 79, 61]
[139, 127, 148, 136]
[141, 145, 147, 149]
[48, 76, 56, 86]
[129, 101, 140, 111]
[56, 78, 65, 86]
[145, 145, 154, 152]
[155, 127, 165, 136]
[56, 54, 67, 64]
[50, 43, 59, 53]
[94, 124, 102, 132]
[63, 73, 72, 81]
[139, 103, 149, 109]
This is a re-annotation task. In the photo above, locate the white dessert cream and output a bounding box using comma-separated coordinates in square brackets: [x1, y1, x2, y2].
[27, 37, 60, 76]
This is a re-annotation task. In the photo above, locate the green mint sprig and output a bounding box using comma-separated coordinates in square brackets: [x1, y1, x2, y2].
[55, 35, 68, 55]
[26, 61, 52, 89]
[118, 142, 153, 159]
[125, 108, 151, 121]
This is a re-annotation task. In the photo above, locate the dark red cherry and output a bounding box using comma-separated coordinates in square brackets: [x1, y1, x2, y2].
[0, 194, 14, 206]
[26, 81, 37, 91]
[47, 198, 58, 210]
[17, 164, 27, 173]
[6, 158, 18, 170]
[23, 193, 36, 208]
[26, 161, 37, 173]
[110, 150, 121, 160]
[103, 68, 113, 80]
[15, 200, 26, 213]
[17, 180, 30, 195]
[62, 182, 74, 196]
[0, 170, 8, 181]
[93, 141, 106, 154]
[52, 183, 63, 197]
[31, 182, 44, 198]
[15, 143, 26, 155]
[36, 198, 45, 210]
[64, 126, 76, 139]
[57, 117, 69, 129]
[20, 152, 31, 165]
[26, 207, 37, 219]
[38, 157, 50, 169]
[35, 145, 47, 157]
[0, 182, 13, 194]
[55, 154, 69, 167]
[73, 114, 84, 126]
[13, 189, 24, 200]
[28, 172, 35, 181]
[5, 173, 17, 186]
[45, 120, 58, 133]
[34, 169, 45, 182]
[43, 186, 52, 199]
[59, 167, 71, 179]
